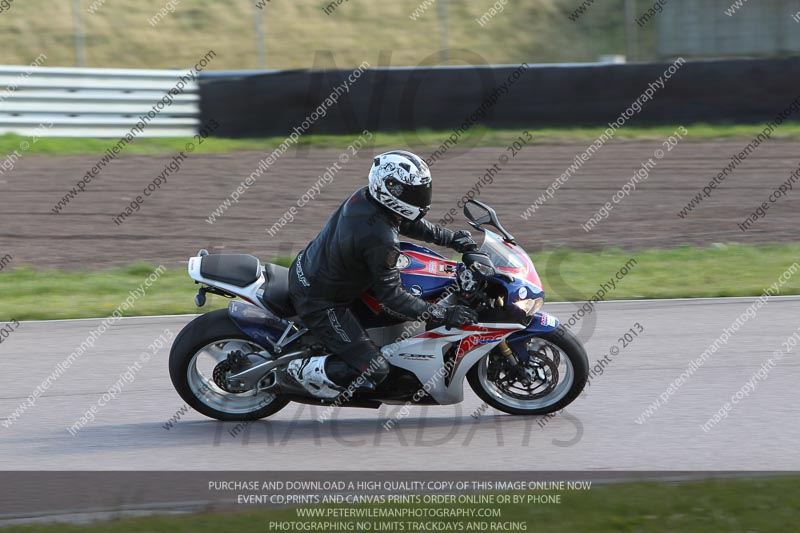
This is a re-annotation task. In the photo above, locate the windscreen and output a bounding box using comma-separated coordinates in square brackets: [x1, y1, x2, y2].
[479, 230, 542, 289]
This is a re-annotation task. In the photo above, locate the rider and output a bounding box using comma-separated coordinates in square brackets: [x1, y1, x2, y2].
[287, 150, 479, 397]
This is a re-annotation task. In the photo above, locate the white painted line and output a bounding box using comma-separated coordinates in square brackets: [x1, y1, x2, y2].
[16, 314, 201, 324]
[588, 295, 800, 304]
[13, 295, 800, 324]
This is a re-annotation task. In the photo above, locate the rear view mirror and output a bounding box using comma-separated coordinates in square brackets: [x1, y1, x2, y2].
[463, 200, 516, 244]
[464, 202, 492, 226]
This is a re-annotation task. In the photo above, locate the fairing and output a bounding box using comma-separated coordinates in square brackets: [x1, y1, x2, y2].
[227, 301, 299, 350]
[397, 242, 457, 299]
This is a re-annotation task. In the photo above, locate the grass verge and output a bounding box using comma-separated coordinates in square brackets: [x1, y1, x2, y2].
[2, 123, 799, 157]
[0, 0, 638, 70]
[1, 244, 798, 322]
[3, 476, 799, 532]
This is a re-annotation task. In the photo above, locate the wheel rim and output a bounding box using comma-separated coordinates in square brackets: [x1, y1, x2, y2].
[186, 338, 278, 415]
[477, 337, 574, 411]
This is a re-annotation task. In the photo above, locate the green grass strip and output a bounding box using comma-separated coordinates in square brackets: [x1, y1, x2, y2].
[2, 122, 799, 157]
[2, 476, 799, 532]
[1, 244, 798, 322]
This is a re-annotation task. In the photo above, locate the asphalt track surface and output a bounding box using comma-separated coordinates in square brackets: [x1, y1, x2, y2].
[3, 140, 799, 268]
[2, 297, 798, 472]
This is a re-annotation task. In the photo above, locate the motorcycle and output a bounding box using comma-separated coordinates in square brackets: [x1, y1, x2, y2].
[169, 200, 589, 421]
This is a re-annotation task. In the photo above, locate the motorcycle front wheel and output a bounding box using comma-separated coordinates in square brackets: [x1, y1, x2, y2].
[169, 309, 290, 421]
[467, 325, 589, 416]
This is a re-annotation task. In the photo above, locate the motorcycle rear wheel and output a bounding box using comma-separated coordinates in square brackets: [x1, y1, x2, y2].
[467, 325, 588, 416]
[169, 309, 290, 421]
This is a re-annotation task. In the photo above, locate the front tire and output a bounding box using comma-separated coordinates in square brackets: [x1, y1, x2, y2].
[169, 309, 290, 421]
[467, 325, 589, 415]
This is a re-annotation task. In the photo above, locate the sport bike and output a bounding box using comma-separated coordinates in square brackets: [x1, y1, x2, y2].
[169, 200, 589, 420]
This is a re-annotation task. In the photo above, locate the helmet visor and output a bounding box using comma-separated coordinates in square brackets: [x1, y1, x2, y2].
[387, 179, 432, 210]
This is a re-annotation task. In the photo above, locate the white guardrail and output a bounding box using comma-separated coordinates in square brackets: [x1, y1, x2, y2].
[0, 66, 199, 137]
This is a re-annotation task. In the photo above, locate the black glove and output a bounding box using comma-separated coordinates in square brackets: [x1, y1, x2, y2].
[451, 230, 478, 253]
[430, 304, 479, 329]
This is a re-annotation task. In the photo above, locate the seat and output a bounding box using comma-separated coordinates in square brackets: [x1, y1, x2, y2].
[260, 263, 297, 317]
[200, 254, 260, 287]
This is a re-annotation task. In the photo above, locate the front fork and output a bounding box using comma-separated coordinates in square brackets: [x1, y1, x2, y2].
[504, 311, 561, 363]
[486, 311, 561, 389]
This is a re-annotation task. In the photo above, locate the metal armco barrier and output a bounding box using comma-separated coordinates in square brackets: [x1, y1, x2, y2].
[0, 66, 199, 138]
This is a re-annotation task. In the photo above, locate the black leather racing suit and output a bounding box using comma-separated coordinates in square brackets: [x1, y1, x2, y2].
[288, 186, 457, 386]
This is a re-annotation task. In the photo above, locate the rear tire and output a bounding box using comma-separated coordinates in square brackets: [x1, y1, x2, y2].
[169, 309, 290, 421]
[467, 325, 588, 415]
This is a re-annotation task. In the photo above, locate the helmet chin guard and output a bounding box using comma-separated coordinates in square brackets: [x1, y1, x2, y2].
[368, 150, 432, 221]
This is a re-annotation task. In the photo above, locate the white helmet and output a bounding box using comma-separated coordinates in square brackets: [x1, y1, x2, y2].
[368, 150, 432, 221]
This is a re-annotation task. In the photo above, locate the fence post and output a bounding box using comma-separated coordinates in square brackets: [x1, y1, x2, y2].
[625, 0, 638, 61]
[72, 0, 87, 67]
[437, 0, 449, 63]
[254, 2, 267, 69]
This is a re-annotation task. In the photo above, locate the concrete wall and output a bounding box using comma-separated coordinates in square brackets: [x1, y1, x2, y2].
[656, 0, 800, 58]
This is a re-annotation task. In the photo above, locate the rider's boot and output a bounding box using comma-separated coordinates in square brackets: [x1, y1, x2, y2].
[287, 350, 390, 398]
[286, 355, 342, 399]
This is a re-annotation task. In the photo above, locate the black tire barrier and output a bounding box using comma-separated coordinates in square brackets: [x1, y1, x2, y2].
[198, 57, 800, 138]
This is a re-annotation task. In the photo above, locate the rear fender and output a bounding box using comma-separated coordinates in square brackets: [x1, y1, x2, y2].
[505, 311, 560, 363]
[227, 301, 299, 351]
